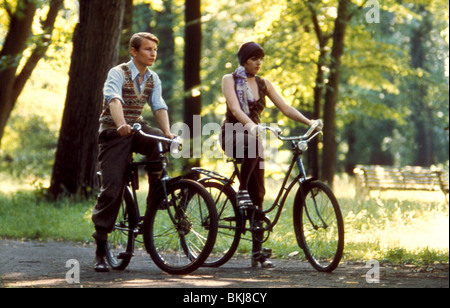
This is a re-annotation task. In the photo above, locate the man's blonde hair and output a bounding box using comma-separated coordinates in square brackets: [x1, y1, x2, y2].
[129, 32, 159, 51]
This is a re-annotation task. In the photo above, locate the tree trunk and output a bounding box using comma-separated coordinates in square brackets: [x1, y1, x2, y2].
[321, 0, 349, 186]
[410, 7, 434, 166]
[307, 1, 330, 179]
[0, 0, 63, 148]
[118, 0, 133, 64]
[49, 0, 125, 199]
[0, 0, 37, 147]
[183, 0, 202, 177]
[155, 0, 176, 110]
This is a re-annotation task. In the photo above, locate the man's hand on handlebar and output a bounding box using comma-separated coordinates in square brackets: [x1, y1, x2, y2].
[117, 124, 132, 136]
[165, 132, 178, 140]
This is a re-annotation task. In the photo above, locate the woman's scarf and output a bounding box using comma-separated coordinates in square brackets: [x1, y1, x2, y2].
[232, 66, 255, 115]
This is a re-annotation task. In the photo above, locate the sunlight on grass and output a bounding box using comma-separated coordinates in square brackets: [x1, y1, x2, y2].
[262, 174, 449, 264]
[333, 175, 449, 263]
[0, 174, 36, 194]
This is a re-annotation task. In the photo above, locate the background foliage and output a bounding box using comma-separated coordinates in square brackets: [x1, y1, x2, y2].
[1, 0, 448, 183]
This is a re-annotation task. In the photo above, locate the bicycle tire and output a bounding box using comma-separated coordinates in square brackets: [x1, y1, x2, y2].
[200, 181, 241, 268]
[294, 181, 344, 272]
[143, 179, 218, 275]
[105, 186, 136, 270]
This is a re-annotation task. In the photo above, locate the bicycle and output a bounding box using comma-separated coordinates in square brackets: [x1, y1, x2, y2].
[103, 123, 218, 275]
[193, 122, 344, 272]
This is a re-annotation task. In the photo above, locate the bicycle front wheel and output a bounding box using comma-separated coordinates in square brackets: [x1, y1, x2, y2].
[105, 186, 136, 270]
[294, 181, 344, 272]
[143, 179, 218, 275]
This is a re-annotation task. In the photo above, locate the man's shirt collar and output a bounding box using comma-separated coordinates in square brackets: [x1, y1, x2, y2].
[129, 59, 151, 81]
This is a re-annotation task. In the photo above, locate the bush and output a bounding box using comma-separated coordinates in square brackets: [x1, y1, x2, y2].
[1, 115, 57, 179]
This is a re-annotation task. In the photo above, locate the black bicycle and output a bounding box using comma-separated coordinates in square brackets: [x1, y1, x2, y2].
[103, 124, 218, 275]
[193, 123, 344, 272]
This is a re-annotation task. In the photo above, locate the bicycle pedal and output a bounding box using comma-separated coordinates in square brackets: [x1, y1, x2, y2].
[117, 252, 133, 259]
[239, 204, 257, 210]
[254, 225, 265, 231]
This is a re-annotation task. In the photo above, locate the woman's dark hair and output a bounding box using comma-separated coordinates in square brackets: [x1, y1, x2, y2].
[238, 42, 265, 66]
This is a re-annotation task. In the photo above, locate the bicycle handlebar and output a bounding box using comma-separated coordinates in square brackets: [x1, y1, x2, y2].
[132, 123, 182, 153]
[263, 121, 322, 143]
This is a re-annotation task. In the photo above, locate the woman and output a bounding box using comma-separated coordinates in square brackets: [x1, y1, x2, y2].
[220, 42, 323, 268]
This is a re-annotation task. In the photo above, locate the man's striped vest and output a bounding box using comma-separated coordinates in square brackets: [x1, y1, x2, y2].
[99, 63, 154, 131]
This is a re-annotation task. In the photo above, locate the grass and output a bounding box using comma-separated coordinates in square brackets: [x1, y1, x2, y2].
[262, 175, 449, 265]
[0, 173, 448, 266]
[0, 175, 94, 242]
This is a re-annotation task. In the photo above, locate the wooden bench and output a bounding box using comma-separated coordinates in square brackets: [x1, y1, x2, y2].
[353, 165, 449, 202]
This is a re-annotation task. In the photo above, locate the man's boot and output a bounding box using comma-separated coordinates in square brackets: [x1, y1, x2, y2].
[94, 240, 109, 272]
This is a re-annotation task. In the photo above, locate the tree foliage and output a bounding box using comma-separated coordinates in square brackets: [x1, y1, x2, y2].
[0, 0, 448, 192]
[0, 0, 63, 147]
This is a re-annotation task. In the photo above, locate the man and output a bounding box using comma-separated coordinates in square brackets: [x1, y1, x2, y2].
[91, 32, 175, 272]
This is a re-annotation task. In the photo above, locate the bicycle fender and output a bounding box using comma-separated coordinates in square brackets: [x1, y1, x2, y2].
[192, 167, 231, 185]
[198, 177, 229, 186]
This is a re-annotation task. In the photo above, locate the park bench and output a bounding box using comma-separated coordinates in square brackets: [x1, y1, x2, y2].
[353, 165, 449, 202]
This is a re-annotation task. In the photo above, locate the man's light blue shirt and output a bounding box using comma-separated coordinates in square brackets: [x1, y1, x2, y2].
[103, 60, 168, 112]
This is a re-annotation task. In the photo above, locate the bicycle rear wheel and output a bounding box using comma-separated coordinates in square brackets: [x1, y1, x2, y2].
[143, 179, 218, 275]
[294, 181, 344, 272]
[200, 181, 241, 267]
[105, 187, 136, 270]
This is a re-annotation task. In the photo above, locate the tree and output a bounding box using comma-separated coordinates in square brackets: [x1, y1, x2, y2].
[118, 0, 134, 64]
[154, 0, 177, 111]
[296, 0, 368, 185]
[49, 0, 126, 199]
[183, 0, 202, 176]
[320, 0, 351, 185]
[0, 0, 63, 148]
[409, 6, 434, 166]
[306, 1, 332, 179]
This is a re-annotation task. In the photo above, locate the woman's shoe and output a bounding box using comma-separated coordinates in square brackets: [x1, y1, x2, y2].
[251, 249, 274, 268]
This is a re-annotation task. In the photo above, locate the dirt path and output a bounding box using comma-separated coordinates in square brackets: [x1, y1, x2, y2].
[0, 239, 448, 288]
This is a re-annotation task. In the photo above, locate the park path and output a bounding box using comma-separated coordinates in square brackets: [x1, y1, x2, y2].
[0, 239, 448, 288]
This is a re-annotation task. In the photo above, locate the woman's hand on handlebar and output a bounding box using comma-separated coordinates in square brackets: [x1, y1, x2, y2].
[310, 119, 323, 131]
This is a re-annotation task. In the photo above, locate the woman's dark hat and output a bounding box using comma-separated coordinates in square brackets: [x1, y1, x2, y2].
[238, 42, 264, 66]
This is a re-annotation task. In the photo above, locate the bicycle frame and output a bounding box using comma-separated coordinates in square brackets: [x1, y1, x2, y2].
[264, 147, 314, 232]
[126, 129, 183, 229]
[194, 128, 322, 234]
